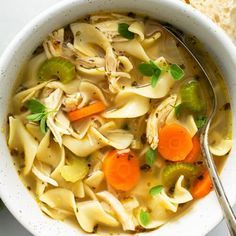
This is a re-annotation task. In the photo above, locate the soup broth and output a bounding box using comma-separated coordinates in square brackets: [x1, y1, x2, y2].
[7, 12, 232, 234]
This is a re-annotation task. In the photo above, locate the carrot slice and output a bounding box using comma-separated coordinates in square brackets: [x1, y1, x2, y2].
[103, 150, 140, 191]
[184, 135, 201, 163]
[158, 123, 193, 162]
[191, 170, 213, 199]
[68, 101, 106, 122]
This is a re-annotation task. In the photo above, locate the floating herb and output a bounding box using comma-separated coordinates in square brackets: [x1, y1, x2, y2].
[139, 60, 162, 87]
[149, 185, 163, 196]
[26, 99, 51, 134]
[169, 64, 185, 80]
[145, 148, 157, 166]
[118, 23, 135, 39]
[39, 116, 48, 134]
[174, 103, 185, 119]
[139, 61, 184, 86]
[138, 63, 154, 76]
[27, 99, 46, 114]
[139, 209, 150, 226]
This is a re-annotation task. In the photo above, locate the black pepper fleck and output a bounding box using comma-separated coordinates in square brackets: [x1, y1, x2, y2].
[197, 161, 203, 165]
[169, 186, 175, 194]
[197, 175, 204, 180]
[92, 225, 98, 233]
[140, 164, 151, 172]
[32, 45, 44, 56]
[127, 12, 136, 18]
[223, 103, 231, 111]
[131, 81, 138, 87]
[141, 133, 146, 144]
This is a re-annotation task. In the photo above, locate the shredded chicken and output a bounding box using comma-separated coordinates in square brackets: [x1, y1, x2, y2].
[146, 94, 177, 149]
[62, 92, 82, 112]
[43, 28, 64, 58]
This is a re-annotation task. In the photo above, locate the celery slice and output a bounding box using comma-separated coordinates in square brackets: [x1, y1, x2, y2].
[162, 163, 198, 187]
[38, 57, 75, 83]
[61, 158, 89, 183]
[180, 80, 205, 113]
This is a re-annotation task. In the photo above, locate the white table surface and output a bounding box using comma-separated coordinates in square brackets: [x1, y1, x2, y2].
[0, 0, 234, 235]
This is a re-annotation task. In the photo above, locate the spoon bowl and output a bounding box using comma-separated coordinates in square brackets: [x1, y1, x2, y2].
[163, 24, 236, 235]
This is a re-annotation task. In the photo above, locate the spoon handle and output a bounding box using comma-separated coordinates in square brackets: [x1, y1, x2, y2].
[162, 24, 236, 235]
[201, 128, 236, 236]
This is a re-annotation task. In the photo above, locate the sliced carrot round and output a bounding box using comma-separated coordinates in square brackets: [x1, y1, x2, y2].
[191, 170, 212, 199]
[158, 123, 193, 162]
[184, 135, 201, 163]
[103, 150, 140, 191]
[68, 101, 106, 122]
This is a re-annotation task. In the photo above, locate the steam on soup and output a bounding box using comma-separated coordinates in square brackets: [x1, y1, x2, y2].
[7, 12, 232, 234]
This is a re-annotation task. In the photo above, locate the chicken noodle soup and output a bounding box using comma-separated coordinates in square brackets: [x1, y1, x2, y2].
[7, 12, 232, 234]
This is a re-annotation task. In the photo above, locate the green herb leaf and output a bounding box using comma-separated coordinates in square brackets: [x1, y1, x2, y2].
[149, 185, 163, 196]
[139, 60, 162, 88]
[149, 60, 158, 69]
[195, 115, 207, 129]
[174, 103, 185, 119]
[169, 64, 185, 80]
[138, 63, 154, 76]
[145, 148, 157, 166]
[40, 116, 48, 134]
[26, 113, 45, 122]
[26, 98, 50, 134]
[151, 75, 158, 88]
[118, 23, 135, 39]
[151, 70, 161, 88]
[139, 210, 150, 226]
[26, 99, 46, 114]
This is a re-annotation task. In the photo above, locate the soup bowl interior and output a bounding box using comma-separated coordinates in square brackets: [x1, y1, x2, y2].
[0, 0, 236, 235]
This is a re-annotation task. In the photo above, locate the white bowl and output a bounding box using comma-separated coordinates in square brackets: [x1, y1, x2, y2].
[0, 0, 235, 235]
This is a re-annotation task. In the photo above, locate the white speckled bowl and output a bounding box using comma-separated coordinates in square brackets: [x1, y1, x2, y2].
[0, 0, 235, 235]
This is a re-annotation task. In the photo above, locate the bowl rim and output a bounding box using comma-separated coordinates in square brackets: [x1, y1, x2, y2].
[0, 0, 236, 235]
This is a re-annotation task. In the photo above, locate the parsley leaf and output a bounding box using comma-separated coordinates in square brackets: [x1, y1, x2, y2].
[151, 75, 158, 88]
[139, 60, 162, 87]
[40, 116, 48, 134]
[149, 185, 163, 197]
[26, 99, 46, 114]
[139, 210, 150, 226]
[26, 113, 45, 122]
[195, 115, 207, 129]
[138, 63, 154, 76]
[26, 99, 49, 134]
[118, 23, 134, 39]
[169, 64, 185, 80]
[174, 103, 185, 119]
[145, 148, 157, 166]
[151, 69, 161, 88]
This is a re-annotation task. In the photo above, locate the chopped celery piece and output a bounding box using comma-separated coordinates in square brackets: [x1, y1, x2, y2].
[162, 163, 198, 187]
[180, 80, 205, 113]
[38, 57, 75, 83]
[61, 158, 89, 183]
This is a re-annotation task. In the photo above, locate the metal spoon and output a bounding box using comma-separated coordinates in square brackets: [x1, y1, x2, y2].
[162, 24, 236, 236]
